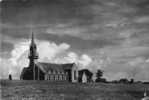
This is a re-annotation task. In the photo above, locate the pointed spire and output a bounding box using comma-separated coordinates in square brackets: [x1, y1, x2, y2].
[28, 32, 38, 59]
[30, 32, 37, 48]
[31, 32, 35, 45]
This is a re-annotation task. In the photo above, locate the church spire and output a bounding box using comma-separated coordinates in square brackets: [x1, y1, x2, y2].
[28, 32, 38, 60]
[30, 32, 36, 48]
[31, 32, 35, 45]
[28, 32, 38, 80]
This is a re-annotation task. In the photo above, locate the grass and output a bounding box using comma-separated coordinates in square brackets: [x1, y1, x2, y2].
[0, 80, 149, 100]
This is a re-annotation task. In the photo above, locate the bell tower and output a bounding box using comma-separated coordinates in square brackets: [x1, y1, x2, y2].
[28, 32, 38, 80]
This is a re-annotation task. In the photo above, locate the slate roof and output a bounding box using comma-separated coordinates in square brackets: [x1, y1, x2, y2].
[36, 62, 75, 73]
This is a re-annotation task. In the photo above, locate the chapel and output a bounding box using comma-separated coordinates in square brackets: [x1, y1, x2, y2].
[20, 33, 78, 82]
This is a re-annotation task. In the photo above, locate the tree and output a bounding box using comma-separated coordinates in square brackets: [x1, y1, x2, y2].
[130, 78, 134, 84]
[96, 78, 107, 83]
[95, 69, 103, 82]
[96, 69, 103, 79]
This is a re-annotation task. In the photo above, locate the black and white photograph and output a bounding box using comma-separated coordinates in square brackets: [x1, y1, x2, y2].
[0, 0, 149, 100]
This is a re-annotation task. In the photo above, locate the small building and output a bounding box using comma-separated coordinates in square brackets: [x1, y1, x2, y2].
[142, 89, 149, 100]
[78, 69, 93, 83]
[20, 33, 78, 82]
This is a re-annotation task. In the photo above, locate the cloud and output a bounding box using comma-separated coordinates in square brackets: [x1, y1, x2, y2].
[0, 0, 142, 41]
[128, 57, 145, 66]
[135, 66, 149, 81]
[104, 72, 128, 81]
[37, 41, 70, 61]
[46, 24, 86, 38]
[0, 58, 11, 79]
[63, 52, 79, 63]
[1, 41, 14, 52]
[134, 16, 149, 23]
[10, 41, 30, 66]
[78, 54, 92, 68]
[0, 41, 30, 79]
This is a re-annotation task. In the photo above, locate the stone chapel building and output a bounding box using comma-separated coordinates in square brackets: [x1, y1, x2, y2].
[20, 33, 78, 82]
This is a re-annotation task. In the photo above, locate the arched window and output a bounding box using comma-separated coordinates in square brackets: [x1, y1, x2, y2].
[63, 75, 66, 80]
[53, 75, 55, 81]
[74, 71, 76, 80]
[48, 75, 50, 80]
[51, 69, 53, 74]
[48, 70, 51, 74]
[50, 75, 53, 80]
[59, 75, 62, 80]
[45, 74, 48, 80]
[55, 75, 58, 80]
[53, 70, 56, 74]
[57, 71, 60, 74]
[61, 71, 64, 75]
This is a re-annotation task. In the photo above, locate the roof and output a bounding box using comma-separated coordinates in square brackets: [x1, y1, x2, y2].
[36, 62, 75, 73]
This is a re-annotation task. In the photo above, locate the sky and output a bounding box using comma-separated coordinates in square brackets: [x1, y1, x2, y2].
[1, 0, 149, 81]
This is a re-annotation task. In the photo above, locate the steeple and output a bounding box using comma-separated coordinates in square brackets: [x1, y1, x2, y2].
[28, 32, 38, 60]
[31, 32, 35, 46]
[28, 32, 38, 80]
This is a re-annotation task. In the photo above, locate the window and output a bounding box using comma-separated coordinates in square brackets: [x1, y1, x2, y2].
[48, 75, 50, 80]
[57, 75, 59, 80]
[74, 71, 76, 80]
[58, 71, 60, 74]
[53, 70, 56, 74]
[45, 74, 48, 80]
[53, 76, 55, 81]
[55, 75, 58, 80]
[48, 70, 51, 74]
[59, 75, 62, 80]
[63, 75, 66, 80]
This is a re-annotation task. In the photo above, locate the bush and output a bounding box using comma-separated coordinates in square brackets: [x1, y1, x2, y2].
[119, 78, 129, 84]
[95, 78, 107, 83]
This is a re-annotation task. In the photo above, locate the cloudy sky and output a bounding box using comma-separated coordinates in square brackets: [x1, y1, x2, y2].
[1, 0, 149, 81]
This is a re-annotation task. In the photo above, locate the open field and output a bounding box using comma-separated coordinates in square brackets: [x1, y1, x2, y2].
[0, 80, 149, 100]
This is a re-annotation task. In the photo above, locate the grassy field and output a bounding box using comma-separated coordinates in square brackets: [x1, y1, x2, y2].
[0, 80, 149, 100]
